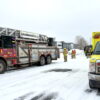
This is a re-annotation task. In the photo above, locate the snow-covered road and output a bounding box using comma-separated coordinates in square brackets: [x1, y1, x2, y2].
[0, 53, 100, 100]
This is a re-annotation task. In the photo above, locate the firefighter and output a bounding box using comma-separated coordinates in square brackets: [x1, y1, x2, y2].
[71, 50, 74, 59]
[73, 49, 76, 58]
[71, 49, 76, 59]
[84, 47, 88, 57]
[84, 46, 87, 56]
[87, 48, 92, 58]
[63, 48, 68, 62]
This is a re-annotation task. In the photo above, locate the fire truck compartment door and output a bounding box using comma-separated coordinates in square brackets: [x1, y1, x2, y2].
[18, 46, 29, 63]
[31, 49, 38, 61]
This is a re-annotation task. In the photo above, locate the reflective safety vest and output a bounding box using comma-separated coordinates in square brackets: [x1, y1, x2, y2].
[72, 50, 76, 55]
[63, 50, 68, 56]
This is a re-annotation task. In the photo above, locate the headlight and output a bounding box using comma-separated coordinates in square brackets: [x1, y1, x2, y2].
[89, 62, 95, 72]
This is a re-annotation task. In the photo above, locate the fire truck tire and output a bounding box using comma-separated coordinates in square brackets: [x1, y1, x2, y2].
[46, 56, 52, 64]
[39, 56, 46, 66]
[0, 60, 6, 74]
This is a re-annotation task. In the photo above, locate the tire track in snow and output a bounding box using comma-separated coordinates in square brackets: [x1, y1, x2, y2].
[0, 68, 79, 99]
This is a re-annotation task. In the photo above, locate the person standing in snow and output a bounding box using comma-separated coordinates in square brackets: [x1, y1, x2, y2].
[71, 49, 76, 59]
[63, 48, 68, 62]
[87, 48, 92, 58]
[71, 50, 74, 59]
[74, 49, 76, 58]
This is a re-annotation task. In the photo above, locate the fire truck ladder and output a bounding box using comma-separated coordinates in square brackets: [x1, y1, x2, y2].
[0, 27, 48, 43]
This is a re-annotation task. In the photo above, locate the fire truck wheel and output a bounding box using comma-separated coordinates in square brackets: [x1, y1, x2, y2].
[46, 56, 52, 64]
[39, 56, 46, 66]
[0, 60, 6, 74]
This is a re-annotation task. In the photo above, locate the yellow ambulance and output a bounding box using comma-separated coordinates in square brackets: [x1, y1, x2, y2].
[89, 32, 100, 88]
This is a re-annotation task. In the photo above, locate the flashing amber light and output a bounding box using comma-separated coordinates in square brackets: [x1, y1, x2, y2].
[0, 49, 3, 53]
[14, 54, 16, 57]
[8, 52, 11, 54]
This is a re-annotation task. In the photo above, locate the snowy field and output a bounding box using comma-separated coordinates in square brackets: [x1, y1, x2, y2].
[0, 50, 100, 100]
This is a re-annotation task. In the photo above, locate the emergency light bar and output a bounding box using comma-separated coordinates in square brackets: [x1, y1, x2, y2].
[93, 33, 100, 39]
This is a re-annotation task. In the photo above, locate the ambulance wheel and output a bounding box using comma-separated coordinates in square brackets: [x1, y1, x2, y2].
[39, 56, 45, 66]
[0, 60, 6, 74]
[89, 80, 95, 89]
[46, 56, 52, 64]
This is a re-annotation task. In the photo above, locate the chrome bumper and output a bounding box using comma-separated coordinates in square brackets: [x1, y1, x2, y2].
[88, 72, 100, 81]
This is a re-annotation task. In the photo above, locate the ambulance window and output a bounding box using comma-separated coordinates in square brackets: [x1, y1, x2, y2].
[93, 42, 100, 54]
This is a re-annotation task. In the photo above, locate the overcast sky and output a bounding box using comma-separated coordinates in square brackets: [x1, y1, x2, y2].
[0, 0, 100, 43]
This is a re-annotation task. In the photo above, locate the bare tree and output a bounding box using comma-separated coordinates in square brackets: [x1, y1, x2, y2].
[75, 36, 88, 50]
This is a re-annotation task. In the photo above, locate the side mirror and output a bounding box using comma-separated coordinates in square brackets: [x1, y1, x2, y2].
[91, 51, 93, 55]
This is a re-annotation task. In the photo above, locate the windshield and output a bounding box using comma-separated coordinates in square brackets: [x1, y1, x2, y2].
[93, 42, 100, 54]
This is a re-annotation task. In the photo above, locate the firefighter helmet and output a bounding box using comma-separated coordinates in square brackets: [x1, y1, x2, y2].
[64, 48, 66, 50]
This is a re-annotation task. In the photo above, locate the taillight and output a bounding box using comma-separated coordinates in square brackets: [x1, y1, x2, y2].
[96, 60, 100, 73]
[96, 62, 100, 66]
[96, 60, 100, 66]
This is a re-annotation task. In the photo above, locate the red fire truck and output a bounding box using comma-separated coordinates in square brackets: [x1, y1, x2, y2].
[0, 27, 59, 73]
